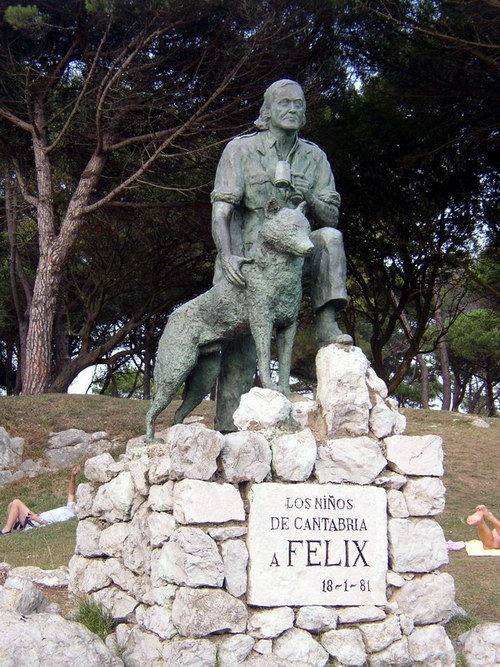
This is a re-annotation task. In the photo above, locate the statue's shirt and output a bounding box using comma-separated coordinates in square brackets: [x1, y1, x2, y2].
[211, 130, 340, 255]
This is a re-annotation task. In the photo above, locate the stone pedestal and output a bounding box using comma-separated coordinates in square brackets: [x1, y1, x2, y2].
[70, 345, 456, 666]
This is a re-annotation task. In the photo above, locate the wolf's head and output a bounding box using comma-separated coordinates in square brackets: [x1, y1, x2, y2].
[260, 200, 314, 257]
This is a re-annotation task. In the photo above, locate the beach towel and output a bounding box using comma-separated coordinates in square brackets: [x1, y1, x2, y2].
[465, 540, 500, 556]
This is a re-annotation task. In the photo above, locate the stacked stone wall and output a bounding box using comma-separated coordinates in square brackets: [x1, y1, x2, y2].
[70, 345, 456, 666]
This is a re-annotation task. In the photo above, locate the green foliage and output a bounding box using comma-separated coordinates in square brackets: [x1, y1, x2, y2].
[448, 310, 500, 366]
[73, 597, 116, 641]
[4, 4, 46, 30]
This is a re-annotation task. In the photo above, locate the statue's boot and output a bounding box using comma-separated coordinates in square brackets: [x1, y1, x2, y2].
[315, 302, 353, 347]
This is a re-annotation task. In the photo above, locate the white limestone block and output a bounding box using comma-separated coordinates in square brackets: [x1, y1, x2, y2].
[221, 431, 271, 483]
[141, 584, 177, 607]
[217, 634, 255, 666]
[92, 471, 135, 522]
[127, 460, 149, 496]
[84, 453, 117, 483]
[105, 558, 145, 597]
[8, 566, 69, 588]
[392, 572, 455, 625]
[171, 587, 248, 637]
[233, 387, 292, 431]
[274, 628, 329, 667]
[147, 511, 176, 547]
[290, 400, 320, 429]
[386, 571, 405, 588]
[295, 606, 338, 633]
[366, 366, 388, 399]
[117, 508, 151, 577]
[162, 638, 217, 666]
[457, 622, 500, 667]
[92, 586, 138, 623]
[408, 624, 455, 664]
[335, 606, 386, 624]
[167, 423, 224, 480]
[0, 609, 122, 666]
[387, 489, 409, 518]
[0, 576, 56, 615]
[148, 455, 171, 484]
[403, 477, 446, 516]
[358, 615, 402, 653]
[208, 526, 248, 541]
[69, 555, 110, 594]
[316, 344, 371, 437]
[76, 482, 96, 519]
[99, 522, 130, 558]
[148, 481, 174, 512]
[135, 603, 177, 640]
[320, 627, 367, 666]
[157, 526, 223, 587]
[373, 470, 407, 490]
[173, 479, 245, 524]
[369, 400, 398, 439]
[122, 626, 164, 666]
[393, 411, 407, 434]
[369, 637, 411, 666]
[247, 607, 294, 638]
[385, 435, 444, 476]
[75, 519, 104, 557]
[271, 428, 317, 481]
[253, 639, 272, 654]
[314, 436, 386, 485]
[221, 539, 248, 598]
[388, 518, 448, 572]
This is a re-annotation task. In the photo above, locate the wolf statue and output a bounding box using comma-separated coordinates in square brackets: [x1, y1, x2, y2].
[145, 200, 313, 441]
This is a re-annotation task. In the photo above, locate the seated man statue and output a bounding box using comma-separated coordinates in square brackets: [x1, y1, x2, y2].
[211, 78, 352, 432]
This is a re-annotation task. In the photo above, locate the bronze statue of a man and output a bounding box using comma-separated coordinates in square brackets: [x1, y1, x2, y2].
[211, 79, 352, 431]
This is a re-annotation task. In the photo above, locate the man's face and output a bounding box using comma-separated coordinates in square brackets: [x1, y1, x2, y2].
[268, 84, 306, 132]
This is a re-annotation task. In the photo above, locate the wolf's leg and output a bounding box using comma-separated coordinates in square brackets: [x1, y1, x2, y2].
[145, 312, 201, 441]
[276, 321, 297, 395]
[250, 318, 276, 390]
[174, 349, 221, 424]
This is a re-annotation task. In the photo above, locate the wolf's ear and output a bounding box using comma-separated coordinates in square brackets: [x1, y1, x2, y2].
[265, 199, 281, 218]
[297, 201, 307, 214]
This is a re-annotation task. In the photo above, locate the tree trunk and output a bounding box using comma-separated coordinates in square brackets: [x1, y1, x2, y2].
[434, 304, 451, 410]
[22, 142, 106, 393]
[22, 261, 61, 393]
[485, 362, 496, 417]
[417, 354, 429, 409]
[5, 168, 31, 393]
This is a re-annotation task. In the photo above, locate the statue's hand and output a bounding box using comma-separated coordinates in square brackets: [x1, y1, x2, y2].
[221, 254, 254, 287]
[291, 174, 314, 203]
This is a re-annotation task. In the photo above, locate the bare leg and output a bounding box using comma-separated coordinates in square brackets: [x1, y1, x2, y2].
[2, 498, 38, 533]
[467, 505, 498, 549]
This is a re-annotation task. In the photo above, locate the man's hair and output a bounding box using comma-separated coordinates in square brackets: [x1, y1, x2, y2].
[254, 79, 306, 130]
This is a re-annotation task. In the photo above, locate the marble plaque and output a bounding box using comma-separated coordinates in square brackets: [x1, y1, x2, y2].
[247, 483, 387, 606]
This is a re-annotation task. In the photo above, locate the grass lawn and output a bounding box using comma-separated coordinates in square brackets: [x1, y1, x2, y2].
[0, 395, 498, 624]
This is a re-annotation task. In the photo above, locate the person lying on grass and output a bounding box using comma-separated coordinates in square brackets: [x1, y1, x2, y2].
[0, 465, 80, 536]
[467, 504, 500, 549]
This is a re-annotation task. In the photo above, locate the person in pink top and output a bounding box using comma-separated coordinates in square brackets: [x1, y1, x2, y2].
[466, 504, 500, 549]
[0, 465, 80, 536]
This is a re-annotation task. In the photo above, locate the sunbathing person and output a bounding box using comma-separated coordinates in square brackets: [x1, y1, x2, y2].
[0, 465, 80, 536]
[466, 504, 500, 549]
